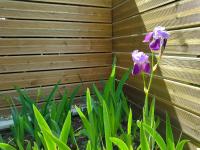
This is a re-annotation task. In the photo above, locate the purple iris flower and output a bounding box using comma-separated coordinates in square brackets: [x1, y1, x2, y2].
[132, 50, 150, 75]
[143, 26, 170, 51]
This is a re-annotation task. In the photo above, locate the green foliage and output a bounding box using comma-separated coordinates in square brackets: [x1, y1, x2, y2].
[137, 113, 188, 150]
[93, 64, 131, 137]
[75, 88, 99, 149]
[142, 122, 166, 150]
[33, 105, 71, 150]
[33, 105, 56, 149]
[139, 122, 150, 150]
[0, 61, 188, 150]
[110, 137, 129, 150]
[6, 81, 79, 149]
[86, 141, 91, 150]
[0, 143, 16, 150]
[103, 100, 112, 150]
[127, 109, 133, 150]
[60, 111, 71, 144]
[166, 113, 175, 150]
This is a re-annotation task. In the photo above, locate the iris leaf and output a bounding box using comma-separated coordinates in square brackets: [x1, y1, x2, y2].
[110, 137, 129, 150]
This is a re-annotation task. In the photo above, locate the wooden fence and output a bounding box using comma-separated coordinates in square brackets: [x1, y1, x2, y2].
[0, 0, 200, 149]
[112, 0, 200, 149]
[0, 0, 112, 115]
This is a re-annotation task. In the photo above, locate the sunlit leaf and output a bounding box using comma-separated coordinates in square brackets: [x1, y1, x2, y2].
[60, 111, 71, 143]
[176, 140, 189, 150]
[143, 123, 166, 150]
[166, 113, 175, 150]
[103, 100, 112, 150]
[0, 143, 16, 150]
[33, 105, 56, 150]
[140, 123, 150, 150]
[110, 137, 129, 150]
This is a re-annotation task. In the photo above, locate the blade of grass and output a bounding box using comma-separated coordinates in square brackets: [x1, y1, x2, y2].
[69, 85, 80, 107]
[86, 141, 91, 150]
[149, 97, 155, 128]
[60, 111, 71, 143]
[43, 81, 60, 115]
[56, 90, 68, 123]
[25, 141, 31, 150]
[32, 142, 39, 150]
[93, 84, 104, 105]
[127, 109, 133, 150]
[166, 113, 175, 150]
[175, 140, 189, 150]
[33, 105, 56, 150]
[140, 123, 150, 150]
[110, 137, 129, 150]
[103, 100, 112, 150]
[43, 129, 71, 150]
[0, 143, 16, 150]
[75, 106, 92, 139]
[143, 123, 166, 150]
[115, 67, 131, 101]
[86, 88, 93, 123]
[103, 64, 116, 102]
[128, 108, 132, 135]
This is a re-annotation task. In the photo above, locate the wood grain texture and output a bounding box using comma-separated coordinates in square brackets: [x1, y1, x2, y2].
[0, 53, 112, 73]
[0, 66, 111, 91]
[115, 52, 200, 84]
[27, 0, 112, 7]
[0, 38, 112, 55]
[0, 1, 111, 23]
[113, 27, 200, 56]
[0, 20, 112, 37]
[112, 0, 124, 7]
[125, 85, 200, 146]
[113, 0, 175, 22]
[112, 0, 200, 147]
[0, 81, 104, 108]
[117, 67, 200, 116]
[0, 0, 112, 118]
[113, 0, 200, 37]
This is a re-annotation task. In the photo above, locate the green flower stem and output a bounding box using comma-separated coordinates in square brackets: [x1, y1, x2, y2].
[142, 73, 147, 94]
[147, 53, 155, 93]
[143, 52, 155, 123]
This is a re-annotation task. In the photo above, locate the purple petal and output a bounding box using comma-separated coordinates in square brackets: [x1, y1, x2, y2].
[143, 63, 151, 74]
[157, 30, 170, 39]
[132, 64, 141, 75]
[132, 50, 139, 62]
[143, 32, 153, 43]
[149, 39, 161, 51]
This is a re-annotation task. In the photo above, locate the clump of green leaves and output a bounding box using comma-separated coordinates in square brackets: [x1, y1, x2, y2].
[0, 61, 188, 150]
[6, 82, 80, 149]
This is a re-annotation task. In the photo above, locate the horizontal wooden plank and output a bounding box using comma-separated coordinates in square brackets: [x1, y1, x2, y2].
[27, 0, 112, 7]
[0, 20, 112, 37]
[113, 0, 200, 37]
[0, 1, 111, 23]
[0, 80, 104, 108]
[113, 27, 200, 56]
[112, 0, 124, 7]
[0, 66, 111, 91]
[117, 67, 200, 116]
[0, 38, 112, 55]
[113, 0, 175, 22]
[0, 53, 112, 73]
[115, 53, 200, 84]
[124, 84, 200, 142]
